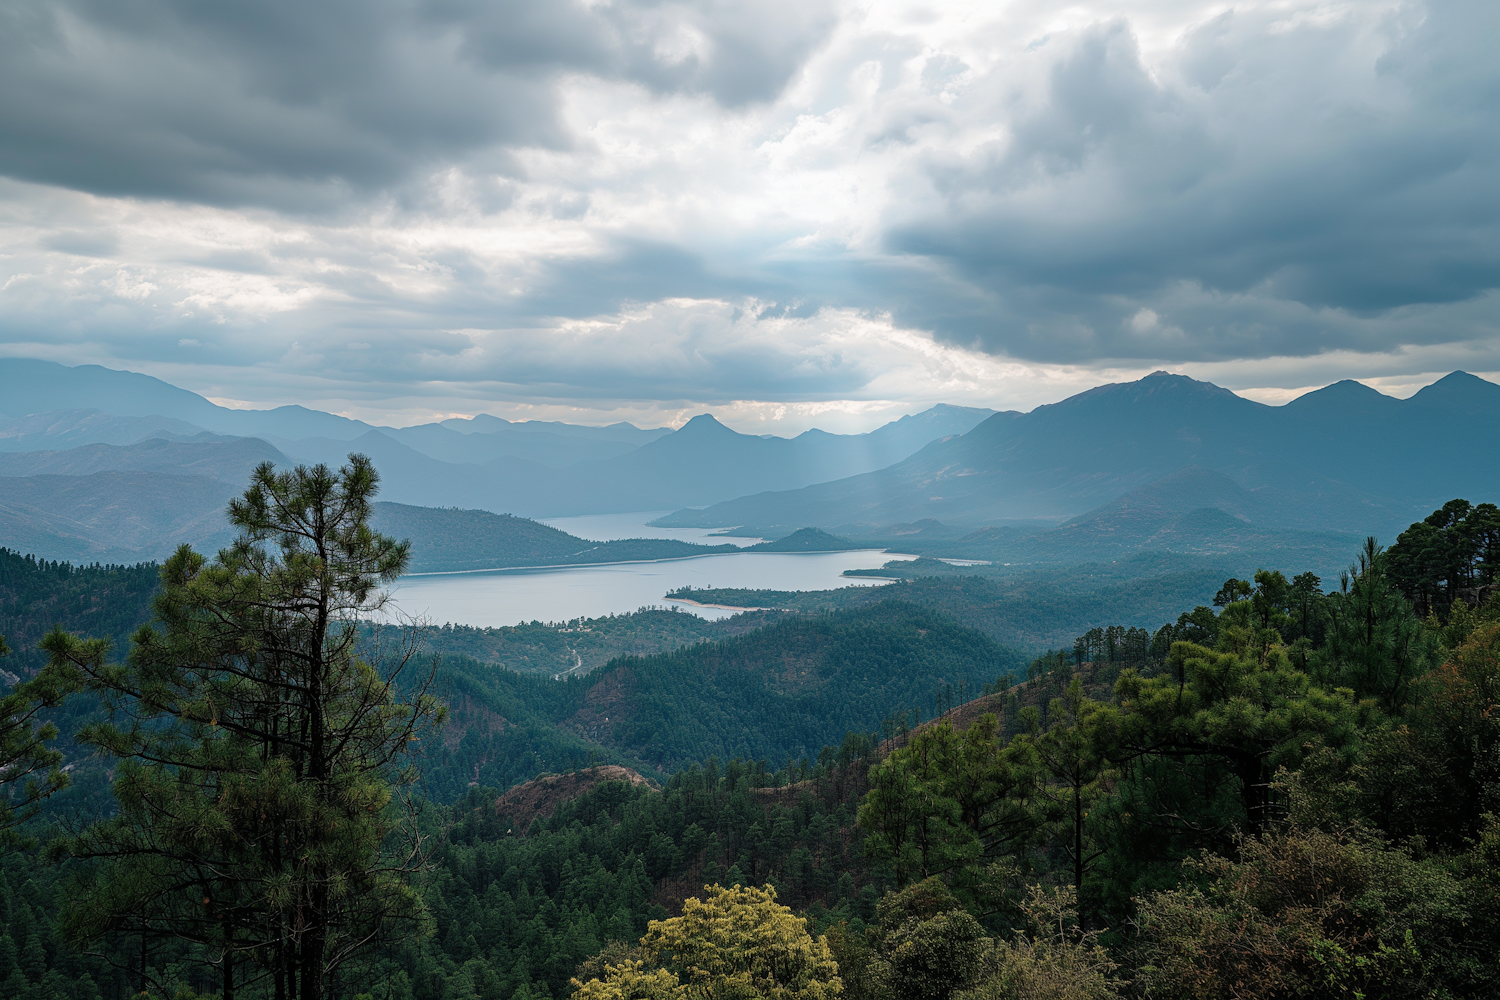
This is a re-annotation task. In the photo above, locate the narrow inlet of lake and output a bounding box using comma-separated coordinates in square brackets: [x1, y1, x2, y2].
[385, 511, 915, 626]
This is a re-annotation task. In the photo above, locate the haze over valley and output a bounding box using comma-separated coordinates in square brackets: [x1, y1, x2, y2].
[3, 3, 1499, 999]
[5, 358, 1485, 580]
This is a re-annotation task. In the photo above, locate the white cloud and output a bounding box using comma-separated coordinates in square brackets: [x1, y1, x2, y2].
[0, 0, 1494, 428]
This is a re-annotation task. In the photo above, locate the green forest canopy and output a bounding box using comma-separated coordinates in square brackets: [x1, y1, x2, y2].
[1, 491, 1500, 999]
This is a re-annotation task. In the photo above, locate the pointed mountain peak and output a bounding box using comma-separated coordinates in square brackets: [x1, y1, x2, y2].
[1283, 379, 1397, 412]
[667, 413, 742, 440]
[1045, 370, 1247, 413]
[1409, 371, 1500, 414]
[1427, 371, 1490, 387]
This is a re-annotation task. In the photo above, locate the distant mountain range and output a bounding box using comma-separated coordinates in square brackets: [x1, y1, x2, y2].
[2, 358, 1495, 571]
[0, 358, 994, 517]
[658, 371, 1500, 540]
[821, 468, 1364, 577]
[0, 472, 244, 564]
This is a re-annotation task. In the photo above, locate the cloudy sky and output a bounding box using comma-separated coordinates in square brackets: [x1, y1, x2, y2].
[0, 0, 1494, 432]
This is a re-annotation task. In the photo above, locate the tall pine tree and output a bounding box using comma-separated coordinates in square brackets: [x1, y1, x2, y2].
[45, 455, 444, 1000]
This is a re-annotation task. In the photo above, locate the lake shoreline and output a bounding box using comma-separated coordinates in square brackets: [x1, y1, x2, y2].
[664, 597, 776, 611]
[389, 513, 919, 627]
[401, 548, 902, 578]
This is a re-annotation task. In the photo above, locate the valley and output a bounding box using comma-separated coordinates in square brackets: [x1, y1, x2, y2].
[5, 8, 1491, 998]
[2, 358, 1500, 1000]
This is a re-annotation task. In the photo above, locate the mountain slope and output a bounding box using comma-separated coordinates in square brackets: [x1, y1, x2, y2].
[0, 360, 993, 519]
[564, 406, 994, 510]
[0, 358, 373, 441]
[370, 502, 737, 573]
[0, 472, 243, 562]
[0, 410, 210, 451]
[662, 371, 1500, 537]
[433, 600, 1023, 784]
[0, 436, 288, 482]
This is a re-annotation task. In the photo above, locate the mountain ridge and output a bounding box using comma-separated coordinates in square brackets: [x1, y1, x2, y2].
[0, 358, 996, 517]
[658, 371, 1500, 538]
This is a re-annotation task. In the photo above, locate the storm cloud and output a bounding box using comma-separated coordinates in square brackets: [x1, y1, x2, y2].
[0, 0, 1495, 429]
[0, 0, 836, 207]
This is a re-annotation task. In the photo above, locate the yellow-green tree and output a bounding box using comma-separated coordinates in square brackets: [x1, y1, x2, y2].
[577, 884, 842, 1000]
[957, 886, 1121, 1000]
[573, 960, 687, 1000]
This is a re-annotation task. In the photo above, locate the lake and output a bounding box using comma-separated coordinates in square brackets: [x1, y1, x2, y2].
[385, 511, 915, 626]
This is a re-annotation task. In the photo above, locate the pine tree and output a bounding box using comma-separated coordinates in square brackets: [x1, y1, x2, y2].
[19, 930, 44, 982]
[1025, 679, 1114, 901]
[0, 931, 16, 981]
[1318, 537, 1436, 711]
[0, 633, 71, 846]
[45, 455, 444, 1000]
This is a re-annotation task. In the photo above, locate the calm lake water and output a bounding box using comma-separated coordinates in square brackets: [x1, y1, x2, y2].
[385, 511, 915, 626]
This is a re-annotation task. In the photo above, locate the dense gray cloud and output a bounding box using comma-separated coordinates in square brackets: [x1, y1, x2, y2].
[0, 0, 1497, 429]
[0, 0, 835, 208]
[873, 1, 1500, 362]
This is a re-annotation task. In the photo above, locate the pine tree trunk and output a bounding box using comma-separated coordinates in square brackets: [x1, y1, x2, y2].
[301, 578, 331, 1000]
[1073, 781, 1084, 892]
[1238, 752, 1265, 836]
[223, 929, 234, 1000]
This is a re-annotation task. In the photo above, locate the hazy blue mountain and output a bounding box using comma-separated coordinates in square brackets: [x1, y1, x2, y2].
[439, 413, 671, 444]
[0, 358, 372, 440]
[1039, 466, 1345, 534]
[0, 358, 228, 424]
[289, 407, 995, 516]
[0, 409, 210, 451]
[0, 473, 738, 571]
[0, 437, 293, 562]
[565, 405, 993, 509]
[0, 436, 288, 482]
[659, 371, 1500, 538]
[271, 430, 674, 514]
[380, 421, 657, 468]
[370, 502, 736, 573]
[853, 403, 998, 459]
[0, 471, 242, 562]
[0, 359, 989, 519]
[211, 404, 373, 441]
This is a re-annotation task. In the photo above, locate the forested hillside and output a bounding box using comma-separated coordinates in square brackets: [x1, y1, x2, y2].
[846, 470, 1365, 576]
[0, 550, 156, 675]
[422, 601, 1022, 799]
[670, 555, 1245, 650]
[401, 608, 788, 677]
[0, 747, 886, 1000]
[7, 470, 1500, 1000]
